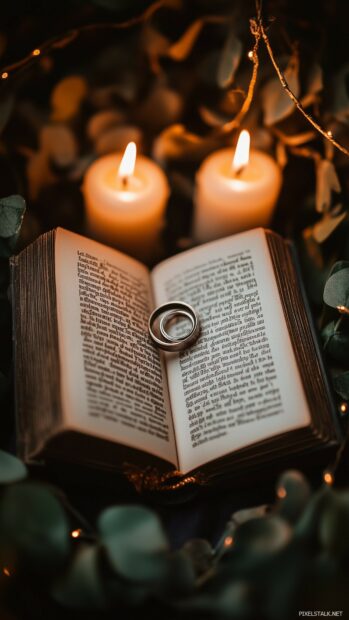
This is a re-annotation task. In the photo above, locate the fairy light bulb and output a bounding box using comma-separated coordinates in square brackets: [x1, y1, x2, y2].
[323, 471, 334, 485]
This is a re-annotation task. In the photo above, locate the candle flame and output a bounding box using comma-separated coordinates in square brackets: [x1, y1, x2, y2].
[232, 130, 250, 175]
[118, 142, 137, 185]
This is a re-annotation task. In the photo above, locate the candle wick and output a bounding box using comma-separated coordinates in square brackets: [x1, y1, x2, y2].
[232, 165, 245, 178]
[121, 176, 128, 190]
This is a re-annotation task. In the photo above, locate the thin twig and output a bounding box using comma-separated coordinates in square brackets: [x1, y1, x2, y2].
[255, 0, 349, 158]
[218, 19, 261, 135]
[0, 0, 166, 77]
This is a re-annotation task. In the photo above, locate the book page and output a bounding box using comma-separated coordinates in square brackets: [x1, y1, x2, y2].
[151, 229, 310, 473]
[54, 228, 177, 465]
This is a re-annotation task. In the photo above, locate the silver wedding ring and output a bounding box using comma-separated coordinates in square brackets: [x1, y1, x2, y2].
[148, 301, 200, 352]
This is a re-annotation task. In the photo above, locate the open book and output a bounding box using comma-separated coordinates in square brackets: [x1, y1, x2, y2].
[11, 227, 340, 482]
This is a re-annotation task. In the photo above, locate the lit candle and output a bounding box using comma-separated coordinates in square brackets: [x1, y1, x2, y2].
[193, 130, 282, 243]
[83, 142, 170, 262]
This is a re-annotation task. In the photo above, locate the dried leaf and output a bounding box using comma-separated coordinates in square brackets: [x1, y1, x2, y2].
[312, 209, 347, 243]
[301, 63, 323, 108]
[152, 124, 219, 162]
[167, 19, 204, 61]
[40, 125, 78, 167]
[315, 159, 341, 213]
[199, 105, 231, 128]
[331, 63, 349, 124]
[262, 55, 300, 126]
[217, 31, 242, 88]
[276, 141, 288, 168]
[51, 76, 88, 122]
[135, 85, 183, 128]
[95, 125, 142, 156]
[87, 110, 125, 142]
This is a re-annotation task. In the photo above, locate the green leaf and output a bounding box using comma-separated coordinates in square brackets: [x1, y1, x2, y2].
[275, 470, 311, 523]
[329, 260, 349, 276]
[320, 490, 349, 559]
[52, 545, 107, 609]
[234, 516, 292, 555]
[160, 549, 196, 595]
[323, 268, 349, 308]
[322, 320, 349, 364]
[333, 371, 349, 400]
[217, 30, 242, 88]
[294, 487, 332, 545]
[0, 195, 26, 239]
[182, 539, 214, 576]
[0, 450, 27, 484]
[181, 581, 251, 616]
[0, 483, 70, 572]
[315, 160, 341, 213]
[262, 55, 299, 126]
[98, 506, 169, 582]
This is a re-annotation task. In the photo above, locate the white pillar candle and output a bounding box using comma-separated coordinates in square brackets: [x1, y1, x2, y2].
[193, 130, 282, 243]
[83, 142, 169, 262]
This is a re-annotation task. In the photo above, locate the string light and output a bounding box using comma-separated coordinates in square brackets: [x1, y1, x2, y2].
[327, 130, 333, 138]
[340, 402, 348, 415]
[337, 305, 349, 315]
[224, 535, 234, 547]
[1, 72, 8, 79]
[71, 528, 82, 538]
[2, 567, 11, 577]
[248, 50, 254, 60]
[323, 471, 334, 485]
[277, 486, 287, 498]
[32, 49, 41, 57]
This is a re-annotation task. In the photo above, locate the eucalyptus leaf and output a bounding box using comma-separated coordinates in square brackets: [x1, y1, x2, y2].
[180, 581, 250, 616]
[329, 260, 349, 276]
[276, 470, 311, 523]
[262, 56, 299, 126]
[294, 487, 332, 545]
[333, 371, 349, 400]
[217, 30, 242, 88]
[323, 268, 349, 308]
[301, 63, 323, 107]
[182, 539, 214, 576]
[315, 160, 341, 213]
[0, 450, 27, 484]
[322, 320, 349, 364]
[98, 505, 169, 582]
[160, 549, 196, 595]
[0, 483, 70, 572]
[52, 545, 107, 609]
[234, 516, 292, 555]
[0, 195, 26, 239]
[320, 491, 349, 558]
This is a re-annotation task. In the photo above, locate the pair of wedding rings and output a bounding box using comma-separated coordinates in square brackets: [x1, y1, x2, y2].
[148, 301, 200, 352]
